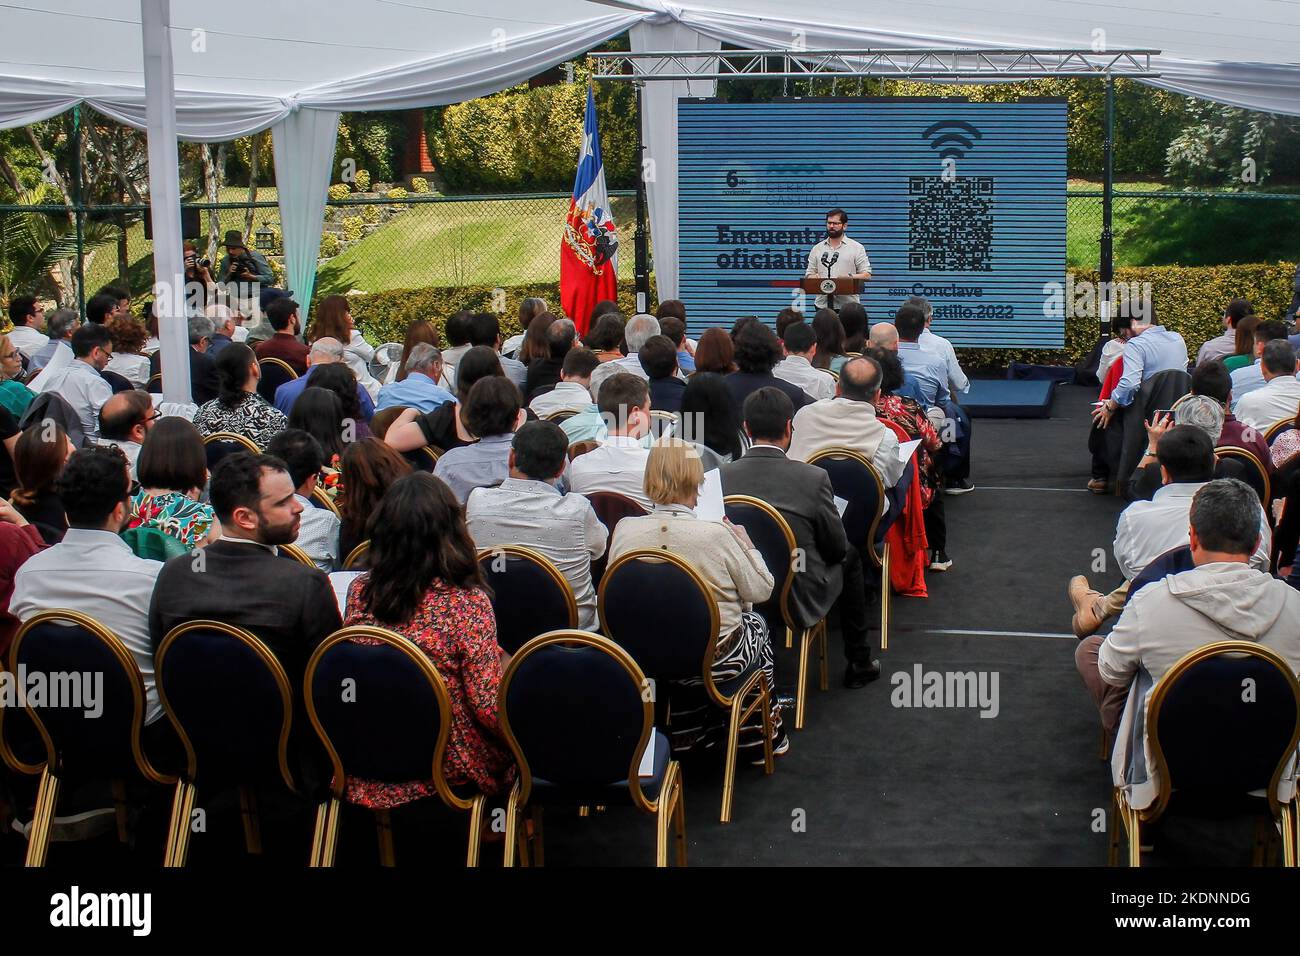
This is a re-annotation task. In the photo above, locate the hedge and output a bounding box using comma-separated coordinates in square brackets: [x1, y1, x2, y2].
[337, 262, 1295, 367]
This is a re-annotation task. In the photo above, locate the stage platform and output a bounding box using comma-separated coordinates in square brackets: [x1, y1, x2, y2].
[961, 379, 1057, 418]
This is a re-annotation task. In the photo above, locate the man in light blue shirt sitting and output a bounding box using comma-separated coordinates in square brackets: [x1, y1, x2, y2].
[1102, 314, 1188, 412]
[894, 304, 950, 408]
[273, 337, 376, 418]
[376, 343, 456, 414]
[1230, 319, 1291, 411]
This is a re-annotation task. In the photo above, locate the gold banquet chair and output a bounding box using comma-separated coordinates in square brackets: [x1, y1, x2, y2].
[1110, 641, 1300, 867]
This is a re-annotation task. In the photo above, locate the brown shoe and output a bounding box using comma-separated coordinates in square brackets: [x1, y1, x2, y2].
[1087, 479, 1108, 494]
[1068, 575, 1107, 639]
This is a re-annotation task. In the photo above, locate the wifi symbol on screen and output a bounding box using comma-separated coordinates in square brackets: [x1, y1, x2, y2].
[922, 120, 983, 160]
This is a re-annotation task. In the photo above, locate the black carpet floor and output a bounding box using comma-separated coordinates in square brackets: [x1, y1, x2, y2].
[1, 384, 1261, 867]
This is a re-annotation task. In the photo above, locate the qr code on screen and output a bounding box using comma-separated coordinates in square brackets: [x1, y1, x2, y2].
[907, 176, 993, 271]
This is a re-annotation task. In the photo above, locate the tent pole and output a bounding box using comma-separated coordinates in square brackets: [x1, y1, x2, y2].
[71, 105, 86, 317]
[634, 80, 650, 313]
[1099, 73, 1115, 342]
[140, 0, 192, 405]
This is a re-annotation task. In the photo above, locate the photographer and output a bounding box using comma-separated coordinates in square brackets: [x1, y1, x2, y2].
[183, 242, 216, 318]
[216, 230, 274, 307]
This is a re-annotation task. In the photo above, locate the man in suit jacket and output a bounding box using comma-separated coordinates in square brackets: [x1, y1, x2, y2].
[722, 387, 880, 688]
[148, 451, 342, 683]
[148, 315, 219, 404]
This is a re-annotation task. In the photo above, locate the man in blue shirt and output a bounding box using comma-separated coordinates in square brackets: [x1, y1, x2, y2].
[1098, 316, 1188, 417]
[273, 337, 376, 418]
[894, 305, 951, 408]
[1231, 319, 1291, 411]
[656, 313, 695, 375]
[376, 343, 456, 413]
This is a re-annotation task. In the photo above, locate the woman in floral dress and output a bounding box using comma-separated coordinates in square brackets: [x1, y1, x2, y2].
[128, 418, 219, 549]
[342, 471, 514, 808]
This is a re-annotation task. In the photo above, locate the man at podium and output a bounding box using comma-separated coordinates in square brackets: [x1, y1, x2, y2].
[805, 208, 872, 311]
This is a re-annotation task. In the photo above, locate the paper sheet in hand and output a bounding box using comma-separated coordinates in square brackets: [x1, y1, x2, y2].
[695, 469, 724, 522]
[329, 571, 363, 616]
[897, 439, 922, 462]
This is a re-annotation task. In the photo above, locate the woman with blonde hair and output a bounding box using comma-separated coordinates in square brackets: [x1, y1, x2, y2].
[309, 294, 381, 401]
[606, 437, 785, 758]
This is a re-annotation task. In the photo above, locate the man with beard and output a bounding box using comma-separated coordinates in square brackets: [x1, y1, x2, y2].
[804, 208, 872, 312]
[148, 452, 341, 679]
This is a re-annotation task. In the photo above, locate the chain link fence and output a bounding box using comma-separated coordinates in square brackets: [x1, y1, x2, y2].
[3, 187, 1298, 314]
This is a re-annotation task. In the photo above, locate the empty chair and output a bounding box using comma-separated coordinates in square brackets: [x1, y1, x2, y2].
[257, 357, 298, 401]
[498, 630, 685, 866]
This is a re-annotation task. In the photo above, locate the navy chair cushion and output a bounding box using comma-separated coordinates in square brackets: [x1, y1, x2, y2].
[601, 558, 713, 680]
[1127, 545, 1195, 603]
[257, 362, 295, 401]
[310, 640, 442, 783]
[205, 439, 247, 471]
[479, 555, 574, 654]
[724, 502, 789, 625]
[505, 642, 645, 795]
[15, 622, 139, 780]
[810, 456, 881, 549]
[1156, 653, 1299, 798]
[159, 628, 289, 786]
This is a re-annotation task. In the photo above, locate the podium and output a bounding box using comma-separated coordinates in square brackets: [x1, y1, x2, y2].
[799, 276, 862, 311]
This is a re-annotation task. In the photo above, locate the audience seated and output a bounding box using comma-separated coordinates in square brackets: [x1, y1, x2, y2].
[148, 452, 342, 680]
[266, 429, 340, 572]
[342, 472, 515, 803]
[657, 312, 695, 375]
[1191, 360, 1271, 464]
[10, 446, 165, 727]
[787, 356, 906, 489]
[1069, 425, 1271, 637]
[523, 316, 574, 401]
[585, 311, 628, 366]
[375, 342, 454, 413]
[723, 388, 880, 687]
[1075, 478, 1300, 809]
[7, 295, 49, 360]
[678, 372, 745, 470]
[128, 417, 220, 550]
[338, 438, 413, 560]
[809, 309, 850, 374]
[838, 302, 869, 355]
[40, 322, 113, 441]
[1222, 315, 1260, 373]
[466, 420, 607, 629]
[253, 297, 310, 374]
[693, 327, 737, 376]
[589, 313, 660, 402]
[437, 310, 474, 390]
[147, 315, 220, 404]
[1196, 297, 1255, 366]
[0, 406, 17, 499]
[466, 311, 527, 393]
[1094, 306, 1188, 424]
[1229, 318, 1289, 408]
[1232, 339, 1300, 429]
[275, 336, 378, 418]
[309, 294, 381, 401]
[96, 389, 156, 478]
[28, 307, 77, 374]
[385, 346, 503, 454]
[289, 387, 349, 477]
[910, 295, 971, 396]
[193, 343, 288, 447]
[608, 438, 785, 756]
[566, 373, 655, 511]
[502, 297, 548, 358]
[386, 318, 440, 386]
[1125, 395, 1229, 501]
[640, 334, 686, 414]
[433, 376, 525, 504]
[105, 316, 151, 387]
[726, 321, 814, 415]
[12, 420, 74, 543]
[0, 333, 36, 419]
[774, 321, 836, 402]
[531, 346, 599, 422]
[0, 496, 45, 655]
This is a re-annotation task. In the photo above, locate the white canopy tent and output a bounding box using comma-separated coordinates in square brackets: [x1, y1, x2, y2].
[0, 1, 1295, 398]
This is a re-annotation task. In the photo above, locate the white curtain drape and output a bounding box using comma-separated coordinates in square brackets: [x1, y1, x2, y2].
[271, 109, 340, 325]
[630, 18, 720, 304]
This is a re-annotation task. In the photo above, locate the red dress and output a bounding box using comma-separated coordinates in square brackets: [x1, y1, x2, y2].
[343, 576, 516, 808]
[875, 393, 943, 508]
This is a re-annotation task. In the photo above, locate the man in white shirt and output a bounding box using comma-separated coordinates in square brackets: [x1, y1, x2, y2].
[467, 421, 608, 630]
[436, 310, 473, 392]
[266, 429, 341, 573]
[588, 313, 659, 403]
[1229, 319, 1290, 408]
[96, 389, 158, 479]
[1232, 339, 1300, 430]
[38, 322, 114, 442]
[10, 446, 165, 726]
[805, 207, 871, 311]
[465, 312, 527, 393]
[787, 356, 905, 489]
[907, 295, 970, 395]
[567, 372, 655, 511]
[531, 347, 599, 419]
[7, 295, 48, 358]
[774, 321, 836, 402]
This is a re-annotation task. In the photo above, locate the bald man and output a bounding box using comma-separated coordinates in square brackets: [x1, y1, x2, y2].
[96, 388, 158, 478]
[272, 335, 376, 418]
[868, 322, 928, 405]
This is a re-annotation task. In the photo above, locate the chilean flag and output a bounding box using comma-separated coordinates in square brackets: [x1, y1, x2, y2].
[561, 85, 618, 336]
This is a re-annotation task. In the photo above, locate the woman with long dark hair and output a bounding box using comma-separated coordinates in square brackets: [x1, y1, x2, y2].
[679, 371, 744, 467]
[193, 343, 287, 447]
[810, 308, 848, 372]
[309, 361, 372, 435]
[290, 387, 348, 463]
[11, 421, 74, 543]
[383, 345, 505, 454]
[839, 302, 869, 355]
[341, 471, 514, 807]
[516, 312, 557, 366]
[309, 294, 380, 401]
[337, 437, 413, 559]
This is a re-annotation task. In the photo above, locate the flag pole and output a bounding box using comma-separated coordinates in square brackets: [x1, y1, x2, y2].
[633, 78, 650, 314]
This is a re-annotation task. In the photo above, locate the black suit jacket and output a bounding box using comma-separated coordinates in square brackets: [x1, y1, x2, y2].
[524, 358, 563, 402]
[725, 371, 813, 418]
[148, 539, 342, 682]
[149, 348, 219, 404]
[721, 445, 848, 629]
